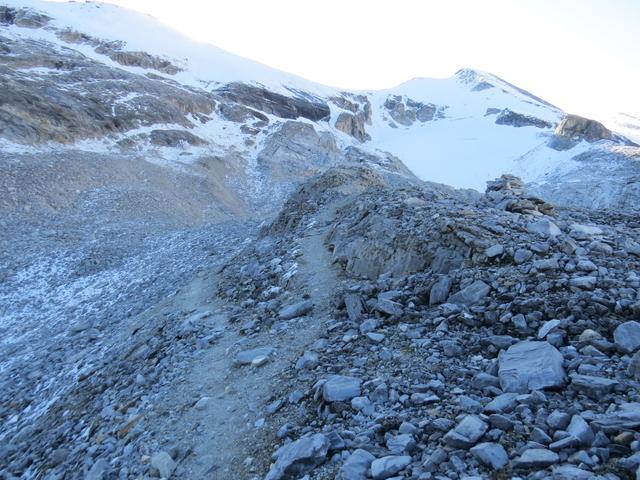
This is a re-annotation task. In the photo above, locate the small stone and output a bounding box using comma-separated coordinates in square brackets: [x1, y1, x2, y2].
[484, 393, 519, 413]
[194, 397, 210, 410]
[296, 351, 319, 370]
[485, 244, 504, 258]
[470, 442, 509, 470]
[366, 332, 385, 343]
[337, 449, 375, 480]
[547, 410, 571, 430]
[279, 300, 313, 320]
[386, 434, 416, 454]
[236, 347, 274, 365]
[512, 448, 559, 468]
[443, 415, 488, 449]
[370, 455, 412, 479]
[514, 249, 533, 264]
[151, 451, 176, 479]
[538, 319, 561, 339]
[569, 276, 597, 290]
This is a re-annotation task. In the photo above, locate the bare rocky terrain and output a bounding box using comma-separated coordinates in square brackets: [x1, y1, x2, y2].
[2, 3, 640, 480]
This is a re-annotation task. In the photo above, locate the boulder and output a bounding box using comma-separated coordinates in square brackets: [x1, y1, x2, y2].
[265, 434, 330, 480]
[429, 276, 452, 305]
[279, 300, 313, 320]
[235, 347, 274, 365]
[528, 219, 562, 237]
[555, 114, 613, 142]
[498, 341, 566, 393]
[337, 449, 375, 480]
[512, 449, 559, 469]
[322, 376, 362, 402]
[614, 321, 640, 353]
[570, 374, 618, 399]
[447, 280, 490, 306]
[470, 442, 509, 470]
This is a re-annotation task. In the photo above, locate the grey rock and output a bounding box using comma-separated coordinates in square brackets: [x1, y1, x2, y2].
[591, 403, 640, 433]
[236, 347, 274, 365]
[386, 434, 416, 454]
[370, 455, 412, 480]
[151, 451, 176, 479]
[322, 376, 362, 402]
[538, 319, 561, 339]
[547, 410, 571, 430]
[296, 351, 319, 370]
[485, 244, 504, 258]
[265, 434, 330, 480]
[429, 276, 452, 305]
[498, 341, 566, 393]
[366, 332, 385, 343]
[344, 294, 364, 322]
[337, 449, 375, 480]
[359, 319, 379, 334]
[514, 248, 533, 264]
[447, 280, 490, 306]
[570, 374, 618, 399]
[614, 321, 640, 354]
[376, 298, 403, 315]
[512, 448, 559, 469]
[443, 415, 488, 449]
[528, 219, 562, 237]
[85, 459, 108, 480]
[279, 300, 313, 320]
[484, 393, 519, 413]
[470, 442, 509, 470]
[567, 415, 595, 446]
[569, 276, 597, 290]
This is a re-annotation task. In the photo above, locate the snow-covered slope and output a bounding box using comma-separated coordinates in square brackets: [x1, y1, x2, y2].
[1, 0, 639, 208]
[608, 112, 640, 144]
[4, 0, 336, 96]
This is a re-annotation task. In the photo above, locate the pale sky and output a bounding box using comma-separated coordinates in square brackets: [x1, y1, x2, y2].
[78, 1, 640, 122]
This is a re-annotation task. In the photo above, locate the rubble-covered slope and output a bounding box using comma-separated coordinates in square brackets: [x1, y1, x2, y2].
[218, 168, 640, 479]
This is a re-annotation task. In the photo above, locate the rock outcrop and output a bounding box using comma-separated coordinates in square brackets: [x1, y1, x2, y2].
[495, 109, 552, 129]
[555, 114, 613, 142]
[217, 83, 330, 122]
[383, 95, 442, 126]
[334, 112, 369, 142]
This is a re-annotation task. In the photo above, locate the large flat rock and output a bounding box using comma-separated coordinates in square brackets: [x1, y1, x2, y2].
[498, 341, 566, 393]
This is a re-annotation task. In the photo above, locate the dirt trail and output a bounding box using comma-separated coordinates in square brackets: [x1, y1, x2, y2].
[142, 205, 342, 479]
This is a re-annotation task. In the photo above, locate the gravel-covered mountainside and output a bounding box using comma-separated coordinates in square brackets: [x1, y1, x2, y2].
[217, 169, 640, 480]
